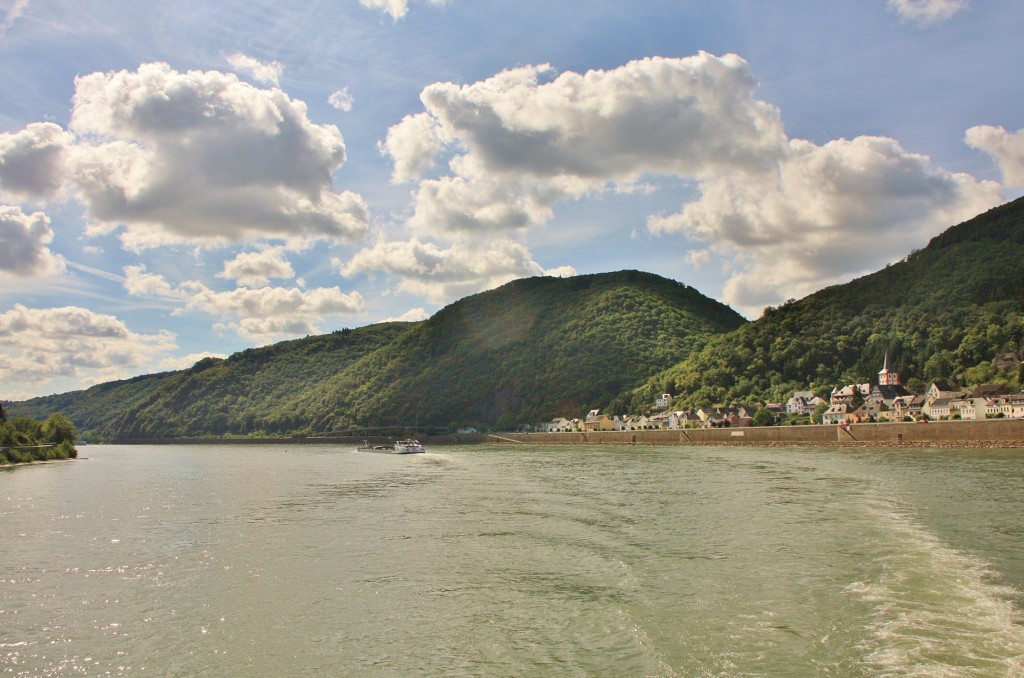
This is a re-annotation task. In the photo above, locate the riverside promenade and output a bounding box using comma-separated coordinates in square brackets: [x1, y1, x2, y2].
[494, 419, 1024, 448]
[110, 420, 1024, 448]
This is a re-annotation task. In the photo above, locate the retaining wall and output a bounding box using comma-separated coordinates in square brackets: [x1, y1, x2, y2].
[494, 419, 1024, 447]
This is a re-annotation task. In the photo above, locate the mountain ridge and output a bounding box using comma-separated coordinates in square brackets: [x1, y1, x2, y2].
[8, 196, 1024, 436]
[8, 270, 746, 438]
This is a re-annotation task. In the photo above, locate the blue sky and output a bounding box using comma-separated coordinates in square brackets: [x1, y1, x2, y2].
[2, 0, 1023, 400]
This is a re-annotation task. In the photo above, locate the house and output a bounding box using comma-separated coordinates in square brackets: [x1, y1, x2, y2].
[958, 398, 998, 420]
[969, 384, 1010, 399]
[648, 412, 674, 429]
[926, 381, 965, 404]
[541, 417, 573, 432]
[993, 352, 1022, 371]
[583, 409, 616, 431]
[849, 400, 888, 423]
[869, 383, 911, 404]
[999, 394, 1024, 419]
[622, 415, 651, 430]
[890, 395, 925, 421]
[822, 403, 852, 425]
[924, 397, 957, 420]
[830, 384, 870, 405]
[785, 391, 824, 415]
[655, 393, 674, 410]
[676, 410, 703, 428]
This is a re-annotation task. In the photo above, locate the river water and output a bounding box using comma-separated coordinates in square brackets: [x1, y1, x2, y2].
[3, 444, 1024, 676]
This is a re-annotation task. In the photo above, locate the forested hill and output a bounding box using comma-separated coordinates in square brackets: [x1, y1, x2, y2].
[619, 196, 1024, 410]
[9, 270, 745, 439]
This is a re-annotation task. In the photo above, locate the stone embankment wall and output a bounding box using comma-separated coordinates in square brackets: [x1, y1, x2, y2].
[494, 419, 1024, 447]
[112, 433, 492, 446]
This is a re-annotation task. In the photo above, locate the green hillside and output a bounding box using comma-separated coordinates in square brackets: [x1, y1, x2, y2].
[8, 270, 745, 438]
[621, 196, 1024, 410]
[10, 321, 411, 439]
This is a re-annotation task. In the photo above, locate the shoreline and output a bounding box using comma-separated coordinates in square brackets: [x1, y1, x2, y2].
[86, 419, 1024, 449]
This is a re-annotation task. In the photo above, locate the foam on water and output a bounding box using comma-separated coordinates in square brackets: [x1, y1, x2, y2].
[848, 500, 1024, 676]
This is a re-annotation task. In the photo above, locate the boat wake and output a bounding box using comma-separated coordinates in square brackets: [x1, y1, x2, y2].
[846, 501, 1024, 676]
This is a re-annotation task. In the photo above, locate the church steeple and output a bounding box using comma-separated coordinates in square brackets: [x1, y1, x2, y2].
[878, 351, 900, 386]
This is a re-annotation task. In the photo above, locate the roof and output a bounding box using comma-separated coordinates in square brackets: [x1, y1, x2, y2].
[872, 384, 911, 399]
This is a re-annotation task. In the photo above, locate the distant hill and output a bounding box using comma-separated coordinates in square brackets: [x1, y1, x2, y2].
[8, 270, 745, 438]
[620, 196, 1024, 410]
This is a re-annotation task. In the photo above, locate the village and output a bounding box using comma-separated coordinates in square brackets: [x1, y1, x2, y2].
[537, 353, 1024, 433]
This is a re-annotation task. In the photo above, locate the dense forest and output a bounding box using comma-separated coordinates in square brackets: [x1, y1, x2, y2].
[8, 271, 744, 439]
[615, 197, 1024, 412]
[7, 197, 1024, 438]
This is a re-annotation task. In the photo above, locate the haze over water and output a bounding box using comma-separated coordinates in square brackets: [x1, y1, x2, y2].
[3, 444, 1024, 676]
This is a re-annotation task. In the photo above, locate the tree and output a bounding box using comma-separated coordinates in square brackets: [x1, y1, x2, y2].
[42, 413, 78, 445]
[751, 407, 774, 427]
[811, 400, 830, 424]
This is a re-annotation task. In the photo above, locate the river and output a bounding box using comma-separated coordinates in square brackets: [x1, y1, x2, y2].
[3, 444, 1024, 676]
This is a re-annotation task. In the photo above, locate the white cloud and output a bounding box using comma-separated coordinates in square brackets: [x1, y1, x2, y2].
[649, 135, 1000, 316]
[328, 87, 354, 112]
[384, 53, 1002, 317]
[226, 53, 283, 86]
[123, 266, 364, 339]
[217, 248, 295, 287]
[123, 264, 185, 298]
[382, 113, 444, 183]
[0, 304, 177, 395]
[888, 0, 968, 25]
[158, 352, 227, 372]
[383, 53, 786, 235]
[384, 307, 430, 322]
[183, 283, 363, 318]
[0, 205, 65, 277]
[965, 125, 1024, 186]
[0, 63, 369, 252]
[0, 0, 29, 37]
[338, 237, 575, 303]
[0, 122, 73, 201]
[358, 0, 449, 20]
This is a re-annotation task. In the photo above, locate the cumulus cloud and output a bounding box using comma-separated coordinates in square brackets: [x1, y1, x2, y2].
[158, 352, 227, 371]
[649, 135, 1000, 315]
[383, 53, 786, 235]
[965, 125, 1024, 186]
[123, 264, 185, 298]
[185, 284, 364, 339]
[0, 63, 368, 252]
[384, 307, 430, 322]
[384, 52, 1002, 316]
[359, 0, 448, 20]
[123, 266, 364, 339]
[0, 304, 177, 394]
[338, 237, 575, 303]
[217, 248, 295, 287]
[0, 205, 65, 277]
[0, 122, 73, 201]
[226, 53, 283, 86]
[328, 87, 354, 112]
[888, 0, 968, 25]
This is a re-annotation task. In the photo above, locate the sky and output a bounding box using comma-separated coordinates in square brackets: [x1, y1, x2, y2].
[2, 0, 1023, 400]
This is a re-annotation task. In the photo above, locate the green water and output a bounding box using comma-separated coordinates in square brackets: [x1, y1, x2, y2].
[3, 444, 1023, 676]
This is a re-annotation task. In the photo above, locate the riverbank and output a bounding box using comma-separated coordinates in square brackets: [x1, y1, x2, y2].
[494, 418, 1024, 448]
[100, 419, 1024, 448]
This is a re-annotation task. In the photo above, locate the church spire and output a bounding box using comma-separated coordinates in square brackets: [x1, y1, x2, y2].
[878, 351, 900, 386]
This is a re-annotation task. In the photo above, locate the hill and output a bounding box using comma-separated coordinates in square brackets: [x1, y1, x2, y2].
[618, 196, 1024, 411]
[8, 271, 745, 438]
